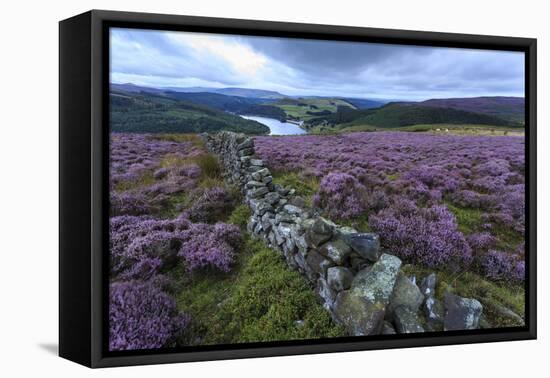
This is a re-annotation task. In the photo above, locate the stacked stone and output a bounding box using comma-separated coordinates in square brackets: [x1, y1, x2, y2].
[204, 131, 486, 336]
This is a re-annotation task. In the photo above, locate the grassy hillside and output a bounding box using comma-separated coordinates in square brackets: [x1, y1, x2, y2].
[349, 103, 521, 128]
[306, 103, 522, 131]
[333, 123, 525, 136]
[341, 97, 386, 109]
[412, 97, 525, 124]
[165, 92, 288, 122]
[110, 91, 270, 134]
[165, 91, 266, 112]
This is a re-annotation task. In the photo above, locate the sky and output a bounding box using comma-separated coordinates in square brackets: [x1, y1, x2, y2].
[110, 28, 525, 101]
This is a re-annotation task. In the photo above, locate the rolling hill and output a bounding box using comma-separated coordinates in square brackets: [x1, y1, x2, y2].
[402, 97, 525, 124]
[351, 103, 520, 128]
[162, 86, 286, 99]
[163, 92, 287, 121]
[305, 102, 522, 130]
[110, 91, 269, 134]
[341, 98, 387, 109]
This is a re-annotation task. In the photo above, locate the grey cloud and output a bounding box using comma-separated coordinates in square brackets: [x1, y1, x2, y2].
[110, 28, 525, 100]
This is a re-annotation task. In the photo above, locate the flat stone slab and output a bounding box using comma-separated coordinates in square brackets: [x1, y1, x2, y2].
[343, 233, 381, 262]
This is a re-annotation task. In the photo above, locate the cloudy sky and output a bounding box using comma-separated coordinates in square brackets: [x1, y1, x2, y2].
[110, 28, 524, 101]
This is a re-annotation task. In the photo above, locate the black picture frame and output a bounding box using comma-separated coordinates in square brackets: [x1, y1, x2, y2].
[59, 9, 537, 368]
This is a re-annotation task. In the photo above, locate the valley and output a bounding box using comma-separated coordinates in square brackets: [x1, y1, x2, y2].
[111, 83, 525, 136]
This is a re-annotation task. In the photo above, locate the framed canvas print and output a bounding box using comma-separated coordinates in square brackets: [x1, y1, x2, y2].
[59, 10, 536, 368]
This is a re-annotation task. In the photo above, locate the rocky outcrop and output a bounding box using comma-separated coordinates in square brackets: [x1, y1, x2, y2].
[204, 131, 484, 336]
[443, 293, 483, 331]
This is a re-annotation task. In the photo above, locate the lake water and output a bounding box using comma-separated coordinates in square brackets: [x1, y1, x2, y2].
[240, 115, 307, 135]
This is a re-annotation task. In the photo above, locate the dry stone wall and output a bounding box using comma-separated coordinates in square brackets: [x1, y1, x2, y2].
[204, 131, 485, 335]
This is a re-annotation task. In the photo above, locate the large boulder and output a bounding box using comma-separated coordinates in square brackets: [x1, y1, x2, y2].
[306, 217, 334, 247]
[326, 266, 354, 292]
[351, 253, 402, 304]
[343, 233, 381, 262]
[333, 254, 401, 336]
[333, 290, 385, 336]
[443, 293, 483, 331]
[387, 272, 424, 318]
[305, 217, 335, 247]
[318, 239, 352, 265]
[394, 306, 425, 334]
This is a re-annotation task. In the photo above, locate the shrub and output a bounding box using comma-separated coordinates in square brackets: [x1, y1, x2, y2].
[227, 204, 251, 228]
[110, 191, 151, 216]
[178, 223, 242, 272]
[109, 280, 189, 351]
[185, 186, 235, 223]
[313, 172, 366, 220]
[481, 250, 525, 282]
[369, 199, 472, 269]
[195, 153, 221, 179]
[110, 215, 242, 278]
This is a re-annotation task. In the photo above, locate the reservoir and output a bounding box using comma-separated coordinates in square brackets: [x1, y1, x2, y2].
[240, 115, 307, 135]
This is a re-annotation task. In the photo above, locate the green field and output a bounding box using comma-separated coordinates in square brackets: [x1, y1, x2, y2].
[272, 98, 355, 121]
[335, 123, 525, 136]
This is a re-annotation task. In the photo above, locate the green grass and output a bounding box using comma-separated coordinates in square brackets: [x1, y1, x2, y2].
[195, 153, 221, 180]
[152, 133, 206, 148]
[114, 170, 155, 192]
[154, 150, 226, 216]
[156, 192, 190, 218]
[273, 98, 354, 121]
[444, 202, 484, 235]
[445, 201, 523, 251]
[271, 171, 320, 206]
[338, 214, 372, 233]
[336, 123, 524, 136]
[227, 204, 251, 228]
[401, 264, 525, 328]
[387, 173, 399, 181]
[176, 235, 346, 345]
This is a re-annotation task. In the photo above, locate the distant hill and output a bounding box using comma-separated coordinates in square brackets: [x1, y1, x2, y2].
[341, 98, 386, 109]
[345, 103, 521, 128]
[163, 86, 286, 99]
[110, 91, 269, 134]
[402, 97, 525, 124]
[306, 102, 522, 130]
[111, 83, 167, 95]
[164, 92, 287, 121]
[165, 91, 266, 112]
[111, 83, 287, 99]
